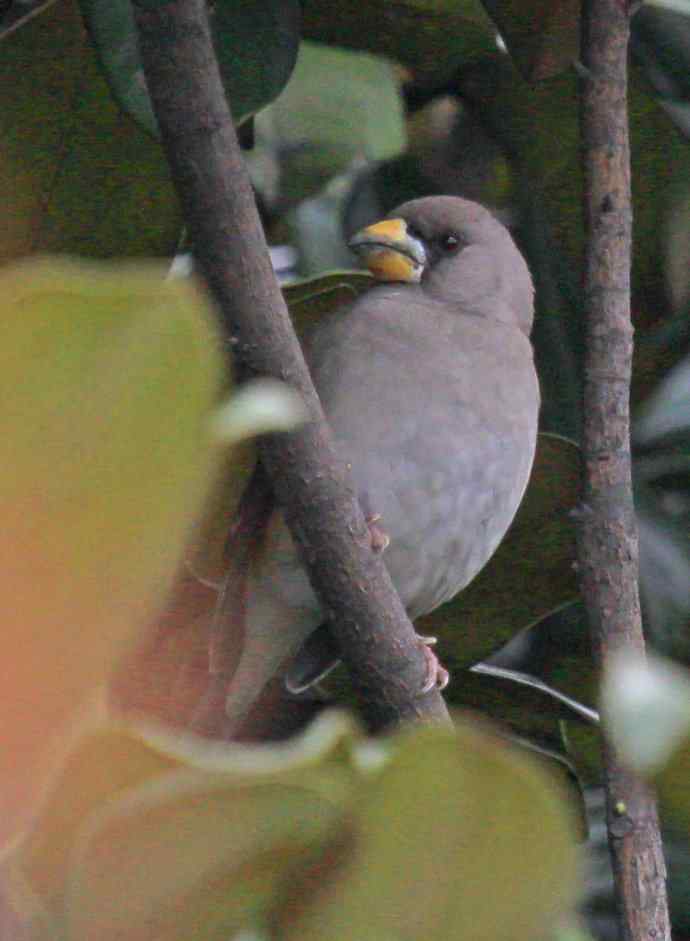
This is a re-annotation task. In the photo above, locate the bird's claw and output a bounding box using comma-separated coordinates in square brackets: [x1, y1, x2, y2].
[417, 635, 450, 693]
[365, 513, 390, 553]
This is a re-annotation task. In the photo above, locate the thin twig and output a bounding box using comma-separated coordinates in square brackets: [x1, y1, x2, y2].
[578, 2, 671, 939]
[131, 0, 450, 731]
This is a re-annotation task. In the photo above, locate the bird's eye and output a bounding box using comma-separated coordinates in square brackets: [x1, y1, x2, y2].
[441, 234, 460, 252]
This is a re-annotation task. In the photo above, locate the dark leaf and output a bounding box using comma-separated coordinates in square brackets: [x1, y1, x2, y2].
[284, 719, 578, 941]
[480, 0, 580, 81]
[79, 0, 300, 134]
[418, 433, 581, 670]
[301, 0, 497, 88]
[0, 0, 180, 260]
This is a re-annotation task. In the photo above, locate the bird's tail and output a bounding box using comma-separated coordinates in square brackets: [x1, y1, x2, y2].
[219, 585, 321, 735]
[190, 462, 321, 738]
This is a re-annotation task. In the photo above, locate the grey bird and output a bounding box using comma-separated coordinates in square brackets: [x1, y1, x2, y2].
[207, 196, 540, 733]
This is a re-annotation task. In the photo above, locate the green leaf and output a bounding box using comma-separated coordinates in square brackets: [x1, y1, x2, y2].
[659, 734, 690, 832]
[601, 653, 690, 828]
[480, 0, 580, 80]
[467, 661, 598, 727]
[10, 712, 360, 936]
[301, 1, 497, 88]
[452, 662, 595, 814]
[490, 603, 597, 712]
[633, 6, 690, 101]
[9, 726, 184, 914]
[0, 0, 181, 261]
[418, 433, 581, 670]
[10, 711, 577, 941]
[0, 258, 221, 840]
[283, 719, 579, 941]
[633, 345, 690, 658]
[457, 53, 690, 374]
[455, 605, 600, 789]
[248, 42, 407, 209]
[660, 181, 690, 316]
[561, 721, 603, 787]
[0, 0, 56, 37]
[286, 270, 374, 337]
[554, 924, 599, 941]
[602, 653, 690, 775]
[635, 353, 690, 445]
[67, 774, 342, 941]
[637, 500, 690, 663]
[79, 0, 300, 135]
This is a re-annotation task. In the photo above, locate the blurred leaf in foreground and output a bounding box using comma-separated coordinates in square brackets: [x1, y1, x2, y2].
[0, 258, 221, 841]
[8, 711, 578, 941]
[282, 717, 579, 941]
[602, 653, 690, 830]
[248, 41, 406, 213]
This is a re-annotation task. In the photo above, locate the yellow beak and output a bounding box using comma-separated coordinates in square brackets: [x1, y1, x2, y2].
[348, 218, 427, 283]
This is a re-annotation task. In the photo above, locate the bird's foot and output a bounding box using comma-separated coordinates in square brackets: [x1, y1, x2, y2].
[417, 635, 450, 693]
[365, 513, 390, 553]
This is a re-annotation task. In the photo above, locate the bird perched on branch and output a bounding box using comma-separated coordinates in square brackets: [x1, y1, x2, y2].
[202, 196, 539, 736]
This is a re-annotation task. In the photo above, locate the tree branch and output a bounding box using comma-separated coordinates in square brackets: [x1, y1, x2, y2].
[578, 3, 671, 939]
[131, 0, 450, 731]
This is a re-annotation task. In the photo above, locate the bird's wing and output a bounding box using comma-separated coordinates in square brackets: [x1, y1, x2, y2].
[187, 464, 281, 736]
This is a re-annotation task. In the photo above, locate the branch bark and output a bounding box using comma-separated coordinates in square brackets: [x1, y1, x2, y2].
[578, 3, 671, 939]
[131, 0, 450, 731]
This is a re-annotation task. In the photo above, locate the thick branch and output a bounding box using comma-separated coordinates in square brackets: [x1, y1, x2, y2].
[578, 3, 670, 939]
[131, 0, 449, 731]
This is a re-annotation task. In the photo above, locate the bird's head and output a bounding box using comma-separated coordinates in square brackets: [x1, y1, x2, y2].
[348, 196, 534, 335]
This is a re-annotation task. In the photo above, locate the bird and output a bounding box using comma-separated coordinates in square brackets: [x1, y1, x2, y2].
[201, 195, 540, 736]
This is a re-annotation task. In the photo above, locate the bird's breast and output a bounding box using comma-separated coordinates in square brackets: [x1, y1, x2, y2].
[314, 310, 539, 620]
